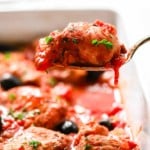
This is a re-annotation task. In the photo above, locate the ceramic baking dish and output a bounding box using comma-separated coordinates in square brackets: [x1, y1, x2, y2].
[0, 9, 149, 149]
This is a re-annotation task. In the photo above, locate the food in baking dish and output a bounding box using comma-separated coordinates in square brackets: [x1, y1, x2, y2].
[0, 42, 139, 149]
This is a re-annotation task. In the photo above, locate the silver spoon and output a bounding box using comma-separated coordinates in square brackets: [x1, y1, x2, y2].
[53, 36, 150, 71]
[126, 36, 150, 63]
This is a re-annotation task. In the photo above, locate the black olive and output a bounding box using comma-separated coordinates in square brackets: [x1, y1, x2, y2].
[55, 120, 79, 134]
[99, 119, 114, 131]
[86, 71, 104, 83]
[0, 116, 3, 132]
[0, 73, 22, 90]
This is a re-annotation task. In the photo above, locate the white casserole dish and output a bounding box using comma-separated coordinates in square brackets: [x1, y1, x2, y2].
[0, 9, 149, 149]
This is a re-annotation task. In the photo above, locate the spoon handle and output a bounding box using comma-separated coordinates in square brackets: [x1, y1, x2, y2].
[126, 36, 150, 63]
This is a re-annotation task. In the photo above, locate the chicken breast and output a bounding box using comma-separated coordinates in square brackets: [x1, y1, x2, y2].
[3, 126, 71, 150]
[35, 20, 126, 70]
[74, 122, 140, 150]
[0, 86, 67, 129]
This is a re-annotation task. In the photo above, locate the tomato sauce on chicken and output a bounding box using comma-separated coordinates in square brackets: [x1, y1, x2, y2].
[35, 20, 127, 84]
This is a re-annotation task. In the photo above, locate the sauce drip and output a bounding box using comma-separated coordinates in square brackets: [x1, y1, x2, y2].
[112, 56, 126, 85]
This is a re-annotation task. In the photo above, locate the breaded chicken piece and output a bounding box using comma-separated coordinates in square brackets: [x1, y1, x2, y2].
[35, 20, 126, 70]
[3, 126, 71, 150]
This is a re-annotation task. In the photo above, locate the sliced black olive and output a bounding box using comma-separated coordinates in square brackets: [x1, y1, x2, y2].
[0, 73, 22, 90]
[0, 116, 3, 132]
[55, 120, 79, 134]
[86, 71, 104, 83]
[99, 119, 114, 131]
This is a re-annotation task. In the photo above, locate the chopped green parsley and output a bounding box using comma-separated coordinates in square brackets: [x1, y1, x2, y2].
[44, 36, 53, 44]
[84, 144, 92, 150]
[91, 39, 98, 45]
[29, 140, 41, 149]
[8, 109, 25, 120]
[4, 51, 11, 60]
[8, 93, 16, 101]
[48, 77, 57, 86]
[15, 113, 25, 120]
[91, 39, 113, 49]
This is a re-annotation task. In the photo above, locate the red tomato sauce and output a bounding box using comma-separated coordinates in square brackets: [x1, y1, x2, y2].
[72, 85, 115, 117]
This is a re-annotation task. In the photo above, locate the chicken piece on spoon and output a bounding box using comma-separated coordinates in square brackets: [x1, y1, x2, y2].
[35, 20, 131, 85]
[35, 20, 127, 71]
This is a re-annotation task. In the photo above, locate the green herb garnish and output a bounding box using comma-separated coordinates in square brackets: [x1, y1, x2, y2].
[91, 39, 98, 45]
[4, 51, 11, 60]
[15, 113, 25, 120]
[98, 39, 113, 49]
[44, 36, 53, 44]
[84, 144, 92, 150]
[8, 109, 25, 120]
[29, 140, 41, 149]
[91, 39, 113, 49]
[8, 93, 16, 101]
[48, 77, 57, 86]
